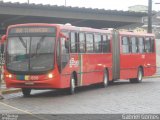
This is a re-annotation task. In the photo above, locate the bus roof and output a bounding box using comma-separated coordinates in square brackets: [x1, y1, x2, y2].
[7, 23, 155, 37]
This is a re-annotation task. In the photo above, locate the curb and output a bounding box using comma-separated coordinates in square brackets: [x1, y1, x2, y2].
[144, 75, 160, 78]
[2, 89, 21, 94]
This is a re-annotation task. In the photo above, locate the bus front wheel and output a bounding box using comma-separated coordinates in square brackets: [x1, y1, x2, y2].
[22, 88, 31, 97]
[69, 75, 76, 95]
[130, 68, 143, 83]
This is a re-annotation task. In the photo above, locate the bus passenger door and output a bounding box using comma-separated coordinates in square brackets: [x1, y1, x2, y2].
[60, 38, 70, 73]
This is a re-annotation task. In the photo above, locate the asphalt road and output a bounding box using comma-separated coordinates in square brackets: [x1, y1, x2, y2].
[0, 77, 160, 119]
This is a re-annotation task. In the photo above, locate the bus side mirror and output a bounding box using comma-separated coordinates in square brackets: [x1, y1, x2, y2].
[0, 44, 4, 53]
[60, 37, 69, 49]
[60, 32, 69, 49]
[65, 40, 69, 49]
[1, 35, 6, 43]
[0, 35, 6, 53]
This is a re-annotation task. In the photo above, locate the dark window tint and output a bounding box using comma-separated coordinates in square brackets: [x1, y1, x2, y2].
[145, 37, 151, 53]
[122, 36, 129, 53]
[56, 40, 61, 71]
[150, 37, 155, 52]
[130, 37, 138, 53]
[86, 33, 94, 53]
[70, 32, 77, 53]
[79, 33, 85, 53]
[138, 37, 145, 53]
[94, 34, 102, 53]
[102, 35, 110, 53]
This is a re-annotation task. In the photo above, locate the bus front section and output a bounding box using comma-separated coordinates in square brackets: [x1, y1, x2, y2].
[4, 25, 61, 93]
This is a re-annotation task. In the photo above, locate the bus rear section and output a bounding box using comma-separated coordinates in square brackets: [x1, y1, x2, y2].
[118, 32, 156, 82]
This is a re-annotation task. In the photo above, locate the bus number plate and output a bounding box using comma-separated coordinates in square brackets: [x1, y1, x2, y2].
[30, 76, 39, 80]
[25, 81, 34, 85]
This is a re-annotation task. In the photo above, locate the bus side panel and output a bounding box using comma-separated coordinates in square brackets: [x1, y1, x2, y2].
[120, 54, 143, 79]
[60, 54, 80, 88]
[144, 53, 156, 76]
[82, 54, 112, 85]
[60, 75, 70, 88]
[116, 53, 156, 79]
[60, 53, 113, 87]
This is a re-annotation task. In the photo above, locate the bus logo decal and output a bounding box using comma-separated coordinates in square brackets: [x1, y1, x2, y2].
[69, 58, 79, 68]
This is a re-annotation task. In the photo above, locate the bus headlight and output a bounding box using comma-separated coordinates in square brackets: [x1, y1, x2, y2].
[6, 74, 12, 78]
[9, 74, 12, 78]
[48, 73, 53, 79]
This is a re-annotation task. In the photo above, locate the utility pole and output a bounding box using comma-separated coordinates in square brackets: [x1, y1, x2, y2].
[65, 0, 66, 6]
[28, 0, 29, 4]
[148, 0, 152, 33]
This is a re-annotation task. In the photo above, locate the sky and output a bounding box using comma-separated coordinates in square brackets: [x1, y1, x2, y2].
[2, 0, 160, 11]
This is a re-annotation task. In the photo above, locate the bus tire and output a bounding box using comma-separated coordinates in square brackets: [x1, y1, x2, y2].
[22, 88, 31, 97]
[102, 69, 109, 88]
[130, 68, 143, 83]
[69, 75, 76, 95]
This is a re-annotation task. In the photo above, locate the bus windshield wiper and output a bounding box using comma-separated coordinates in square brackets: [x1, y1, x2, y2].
[19, 37, 27, 49]
[19, 37, 27, 54]
[35, 36, 46, 55]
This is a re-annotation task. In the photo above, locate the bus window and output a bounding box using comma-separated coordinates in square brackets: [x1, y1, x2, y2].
[138, 37, 145, 53]
[102, 35, 110, 53]
[86, 33, 94, 53]
[150, 37, 155, 52]
[122, 36, 129, 54]
[56, 39, 61, 71]
[145, 37, 151, 53]
[130, 37, 138, 53]
[70, 32, 77, 53]
[61, 37, 69, 69]
[79, 33, 85, 53]
[94, 34, 102, 53]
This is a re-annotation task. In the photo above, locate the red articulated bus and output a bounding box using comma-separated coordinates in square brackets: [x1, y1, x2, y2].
[0, 23, 156, 96]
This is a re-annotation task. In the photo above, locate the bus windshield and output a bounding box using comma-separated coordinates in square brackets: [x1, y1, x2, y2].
[7, 36, 55, 73]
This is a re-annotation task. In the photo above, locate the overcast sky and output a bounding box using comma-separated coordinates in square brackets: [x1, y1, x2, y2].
[2, 0, 160, 11]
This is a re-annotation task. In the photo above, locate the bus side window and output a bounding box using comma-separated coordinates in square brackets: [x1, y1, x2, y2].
[130, 37, 138, 53]
[61, 31, 70, 69]
[122, 36, 129, 54]
[70, 32, 77, 53]
[145, 37, 151, 53]
[138, 37, 145, 53]
[86, 33, 94, 53]
[102, 35, 110, 53]
[150, 37, 155, 52]
[94, 34, 102, 53]
[79, 33, 86, 53]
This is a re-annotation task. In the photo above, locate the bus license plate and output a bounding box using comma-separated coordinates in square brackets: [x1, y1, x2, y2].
[25, 81, 34, 85]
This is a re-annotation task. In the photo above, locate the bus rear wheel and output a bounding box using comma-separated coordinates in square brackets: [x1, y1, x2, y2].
[22, 88, 31, 97]
[102, 70, 109, 88]
[69, 75, 76, 95]
[130, 68, 143, 83]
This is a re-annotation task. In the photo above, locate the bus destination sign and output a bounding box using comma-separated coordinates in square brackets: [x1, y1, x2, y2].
[8, 26, 56, 35]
